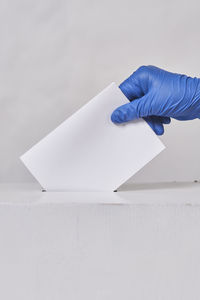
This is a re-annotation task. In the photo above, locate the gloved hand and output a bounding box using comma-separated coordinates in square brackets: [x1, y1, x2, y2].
[111, 65, 200, 135]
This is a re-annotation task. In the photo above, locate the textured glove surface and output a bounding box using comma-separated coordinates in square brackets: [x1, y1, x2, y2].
[111, 66, 200, 135]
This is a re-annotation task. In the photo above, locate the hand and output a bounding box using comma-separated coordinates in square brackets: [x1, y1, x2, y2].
[111, 65, 200, 135]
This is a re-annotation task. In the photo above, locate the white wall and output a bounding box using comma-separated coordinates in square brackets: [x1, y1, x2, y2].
[0, 0, 200, 183]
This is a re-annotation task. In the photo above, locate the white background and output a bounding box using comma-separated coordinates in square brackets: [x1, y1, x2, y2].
[1, 0, 200, 184]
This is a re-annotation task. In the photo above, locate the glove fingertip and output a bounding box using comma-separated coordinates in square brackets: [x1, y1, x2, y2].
[111, 110, 122, 123]
[155, 125, 164, 135]
[119, 79, 135, 101]
[156, 129, 164, 135]
[144, 117, 164, 135]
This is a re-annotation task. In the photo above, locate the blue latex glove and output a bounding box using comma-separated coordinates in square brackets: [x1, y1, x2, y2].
[111, 66, 200, 135]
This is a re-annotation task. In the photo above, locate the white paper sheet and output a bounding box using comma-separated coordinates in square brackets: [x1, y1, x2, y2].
[20, 83, 165, 191]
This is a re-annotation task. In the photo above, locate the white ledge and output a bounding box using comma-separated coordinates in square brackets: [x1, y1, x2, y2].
[0, 182, 200, 205]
